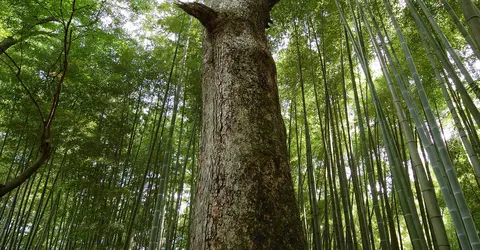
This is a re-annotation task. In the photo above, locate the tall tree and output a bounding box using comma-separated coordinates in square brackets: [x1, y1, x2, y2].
[177, 0, 306, 249]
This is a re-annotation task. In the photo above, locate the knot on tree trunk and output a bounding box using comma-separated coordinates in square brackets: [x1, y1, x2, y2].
[177, 1, 280, 30]
[176, 2, 219, 31]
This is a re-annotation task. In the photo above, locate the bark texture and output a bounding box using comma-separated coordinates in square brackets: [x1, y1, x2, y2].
[178, 0, 306, 249]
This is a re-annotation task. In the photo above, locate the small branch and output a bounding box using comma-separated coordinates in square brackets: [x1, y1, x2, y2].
[0, 128, 52, 198]
[18, 76, 46, 124]
[2, 50, 21, 74]
[19, 16, 58, 35]
[47, 0, 75, 129]
[269, 0, 280, 10]
[0, 37, 16, 55]
[0, 0, 75, 198]
[0, 17, 58, 55]
[32, 16, 58, 26]
[176, 1, 218, 31]
[1, 52, 45, 123]
[33, 0, 60, 20]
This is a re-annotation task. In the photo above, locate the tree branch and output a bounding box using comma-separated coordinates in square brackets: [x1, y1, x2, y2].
[0, 16, 58, 55]
[31, 16, 58, 26]
[0, 37, 16, 55]
[0, 3, 74, 198]
[46, 0, 75, 129]
[0, 128, 52, 198]
[0, 51, 46, 123]
[176, 1, 218, 31]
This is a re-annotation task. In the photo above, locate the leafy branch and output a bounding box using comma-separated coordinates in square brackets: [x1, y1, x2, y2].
[0, 0, 77, 198]
[0, 16, 58, 55]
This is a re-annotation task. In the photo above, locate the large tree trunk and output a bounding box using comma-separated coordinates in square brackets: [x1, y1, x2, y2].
[178, 1, 306, 249]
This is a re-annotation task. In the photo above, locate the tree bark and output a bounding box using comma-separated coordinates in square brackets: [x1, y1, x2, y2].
[178, 1, 306, 249]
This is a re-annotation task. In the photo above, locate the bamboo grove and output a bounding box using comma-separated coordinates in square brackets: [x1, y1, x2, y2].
[0, 0, 480, 249]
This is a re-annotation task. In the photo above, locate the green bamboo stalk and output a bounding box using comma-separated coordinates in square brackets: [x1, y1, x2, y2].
[349, 1, 430, 248]
[330, 101, 346, 249]
[293, 20, 322, 250]
[344, 27, 373, 250]
[458, 0, 480, 52]
[441, 0, 480, 59]
[8, 169, 37, 249]
[420, 29, 480, 188]
[166, 112, 197, 250]
[415, 0, 480, 99]
[185, 125, 199, 250]
[149, 26, 190, 250]
[337, 41, 357, 249]
[389, 0, 480, 248]
[337, 2, 389, 248]
[123, 24, 183, 249]
[366, 1, 452, 249]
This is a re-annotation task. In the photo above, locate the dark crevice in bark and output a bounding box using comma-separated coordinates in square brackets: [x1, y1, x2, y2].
[268, 0, 280, 9]
[176, 2, 219, 31]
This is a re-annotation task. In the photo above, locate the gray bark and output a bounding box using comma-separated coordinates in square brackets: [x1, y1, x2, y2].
[178, 1, 306, 249]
